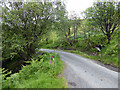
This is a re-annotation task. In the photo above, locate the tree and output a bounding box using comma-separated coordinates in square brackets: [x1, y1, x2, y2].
[69, 12, 81, 42]
[2, 1, 66, 61]
[53, 1, 69, 40]
[84, 0, 120, 44]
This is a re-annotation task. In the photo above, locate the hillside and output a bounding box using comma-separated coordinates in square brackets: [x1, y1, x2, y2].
[41, 29, 119, 69]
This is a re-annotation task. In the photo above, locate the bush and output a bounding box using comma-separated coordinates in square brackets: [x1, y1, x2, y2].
[2, 53, 67, 88]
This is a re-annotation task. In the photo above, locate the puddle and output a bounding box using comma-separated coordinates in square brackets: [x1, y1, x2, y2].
[68, 82, 77, 86]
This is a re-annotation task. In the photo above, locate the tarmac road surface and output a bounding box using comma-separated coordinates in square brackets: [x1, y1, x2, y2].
[40, 49, 118, 88]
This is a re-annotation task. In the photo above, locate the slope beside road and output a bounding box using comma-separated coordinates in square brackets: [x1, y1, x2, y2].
[40, 49, 118, 88]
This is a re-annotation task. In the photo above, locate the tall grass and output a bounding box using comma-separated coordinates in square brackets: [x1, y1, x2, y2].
[1, 52, 67, 88]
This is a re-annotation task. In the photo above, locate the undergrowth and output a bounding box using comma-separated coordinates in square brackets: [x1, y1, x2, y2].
[40, 30, 119, 68]
[1, 52, 67, 88]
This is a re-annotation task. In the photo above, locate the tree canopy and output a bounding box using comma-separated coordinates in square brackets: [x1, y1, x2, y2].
[84, 0, 120, 43]
[2, 1, 67, 61]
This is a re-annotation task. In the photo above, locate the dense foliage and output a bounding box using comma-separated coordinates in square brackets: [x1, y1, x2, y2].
[1, 1, 68, 88]
[84, 1, 120, 43]
[2, 1, 67, 61]
[1, 52, 67, 88]
[41, 29, 119, 67]
[1, 0, 119, 89]
[40, 0, 119, 68]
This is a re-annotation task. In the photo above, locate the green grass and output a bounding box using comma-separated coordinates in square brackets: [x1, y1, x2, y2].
[1, 52, 68, 88]
[40, 30, 119, 68]
[64, 32, 118, 68]
[64, 49, 118, 67]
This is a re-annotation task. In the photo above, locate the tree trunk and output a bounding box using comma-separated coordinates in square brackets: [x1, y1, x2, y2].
[88, 32, 91, 46]
[76, 26, 78, 40]
[46, 38, 48, 44]
[67, 27, 72, 46]
[65, 33, 68, 38]
[68, 27, 70, 36]
[30, 43, 36, 54]
[26, 42, 30, 61]
[74, 23, 75, 40]
[107, 33, 111, 44]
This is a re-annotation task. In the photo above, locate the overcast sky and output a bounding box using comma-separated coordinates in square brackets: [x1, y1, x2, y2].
[64, 0, 119, 18]
[3, 0, 120, 18]
[63, 0, 95, 18]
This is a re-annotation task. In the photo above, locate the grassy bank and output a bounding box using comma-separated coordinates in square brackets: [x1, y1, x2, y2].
[64, 49, 118, 68]
[40, 31, 119, 68]
[1, 52, 67, 88]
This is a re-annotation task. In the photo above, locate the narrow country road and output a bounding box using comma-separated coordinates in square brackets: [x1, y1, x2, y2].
[40, 49, 118, 88]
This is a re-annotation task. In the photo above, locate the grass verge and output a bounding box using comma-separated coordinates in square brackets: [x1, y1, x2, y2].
[63, 49, 118, 70]
[1, 52, 68, 88]
[40, 32, 119, 69]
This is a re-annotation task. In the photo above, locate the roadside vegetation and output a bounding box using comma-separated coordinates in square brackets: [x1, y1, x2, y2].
[1, 52, 67, 88]
[41, 27, 119, 68]
[1, 1, 68, 88]
[40, 0, 120, 69]
[1, 0, 119, 89]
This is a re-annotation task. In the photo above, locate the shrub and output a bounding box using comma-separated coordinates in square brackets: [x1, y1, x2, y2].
[2, 53, 67, 88]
